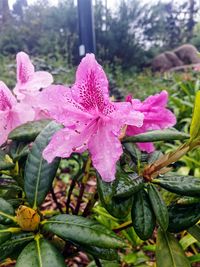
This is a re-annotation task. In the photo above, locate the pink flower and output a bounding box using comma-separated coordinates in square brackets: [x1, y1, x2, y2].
[0, 81, 34, 146]
[126, 91, 176, 153]
[41, 54, 144, 182]
[13, 52, 53, 101]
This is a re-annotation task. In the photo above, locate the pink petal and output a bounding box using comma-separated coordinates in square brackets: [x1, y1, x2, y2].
[20, 71, 53, 92]
[43, 122, 97, 163]
[111, 102, 144, 132]
[137, 142, 155, 153]
[14, 52, 53, 100]
[126, 91, 176, 153]
[38, 85, 93, 126]
[88, 121, 123, 182]
[0, 81, 16, 109]
[0, 110, 12, 145]
[13, 103, 35, 124]
[71, 54, 109, 112]
[16, 52, 34, 84]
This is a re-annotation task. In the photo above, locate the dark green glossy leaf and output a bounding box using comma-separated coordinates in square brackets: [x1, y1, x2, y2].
[43, 214, 126, 249]
[81, 245, 119, 261]
[148, 184, 169, 230]
[0, 150, 14, 170]
[176, 196, 200, 205]
[9, 119, 52, 142]
[123, 129, 189, 143]
[131, 190, 155, 240]
[168, 203, 200, 233]
[97, 176, 133, 218]
[0, 232, 34, 261]
[152, 174, 200, 197]
[114, 171, 144, 199]
[15, 239, 66, 267]
[156, 228, 190, 267]
[0, 225, 11, 245]
[0, 197, 15, 224]
[24, 121, 61, 208]
[147, 151, 163, 164]
[9, 141, 30, 162]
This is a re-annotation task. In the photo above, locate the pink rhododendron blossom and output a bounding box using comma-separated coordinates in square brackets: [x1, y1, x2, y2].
[41, 54, 144, 182]
[0, 81, 34, 146]
[126, 91, 176, 153]
[13, 52, 53, 101]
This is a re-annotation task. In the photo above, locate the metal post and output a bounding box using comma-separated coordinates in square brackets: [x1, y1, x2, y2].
[77, 0, 96, 57]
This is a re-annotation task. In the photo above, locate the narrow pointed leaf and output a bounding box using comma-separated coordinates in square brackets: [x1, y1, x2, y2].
[152, 175, 200, 197]
[15, 239, 66, 267]
[156, 228, 190, 267]
[80, 245, 119, 261]
[97, 176, 133, 218]
[24, 121, 61, 208]
[0, 225, 11, 245]
[43, 214, 126, 249]
[0, 232, 34, 261]
[0, 197, 15, 224]
[123, 129, 189, 143]
[168, 203, 200, 233]
[148, 184, 169, 230]
[9, 119, 52, 142]
[131, 190, 155, 240]
[114, 171, 144, 199]
[190, 90, 200, 141]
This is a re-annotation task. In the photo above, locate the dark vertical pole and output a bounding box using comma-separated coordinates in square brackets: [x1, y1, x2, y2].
[77, 0, 96, 58]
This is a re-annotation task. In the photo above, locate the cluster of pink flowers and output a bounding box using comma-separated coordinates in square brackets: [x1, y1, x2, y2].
[0, 52, 176, 181]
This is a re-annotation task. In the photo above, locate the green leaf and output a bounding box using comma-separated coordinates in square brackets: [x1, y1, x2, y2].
[190, 90, 200, 141]
[179, 234, 196, 250]
[188, 254, 200, 264]
[188, 225, 200, 242]
[131, 189, 155, 240]
[0, 225, 11, 245]
[81, 245, 119, 261]
[148, 184, 169, 231]
[114, 171, 144, 199]
[24, 121, 61, 208]
[0, 197, 15, 224]
[15, 238, 66, 267]
[0, 150, 15, 171]
[168, 203, 200, 233]
[0, 232, 34, 261]
[9, 141, 30, 162]
[152, 174, 200, 197]
[147, 151, 163, 164]
[156, 228, 190, 267]
[97, 175, 133, 218]
[43, 214, 126, 249]
[8, 119, 52, 142]
[122, 129, 189, 143]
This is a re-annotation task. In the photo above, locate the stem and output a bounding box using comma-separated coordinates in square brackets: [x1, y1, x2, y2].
[82, 192, 98, 217]
[50, 187, 63, 214]
[94, 257, 102, 267]
[112, 220, 133, 233]
[0, 227, 21, 233]
[0, 211, 16, 222]
[74, 157, 91, 215]
[66, 179, 76, 214]
[74, 182, 85, 215]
